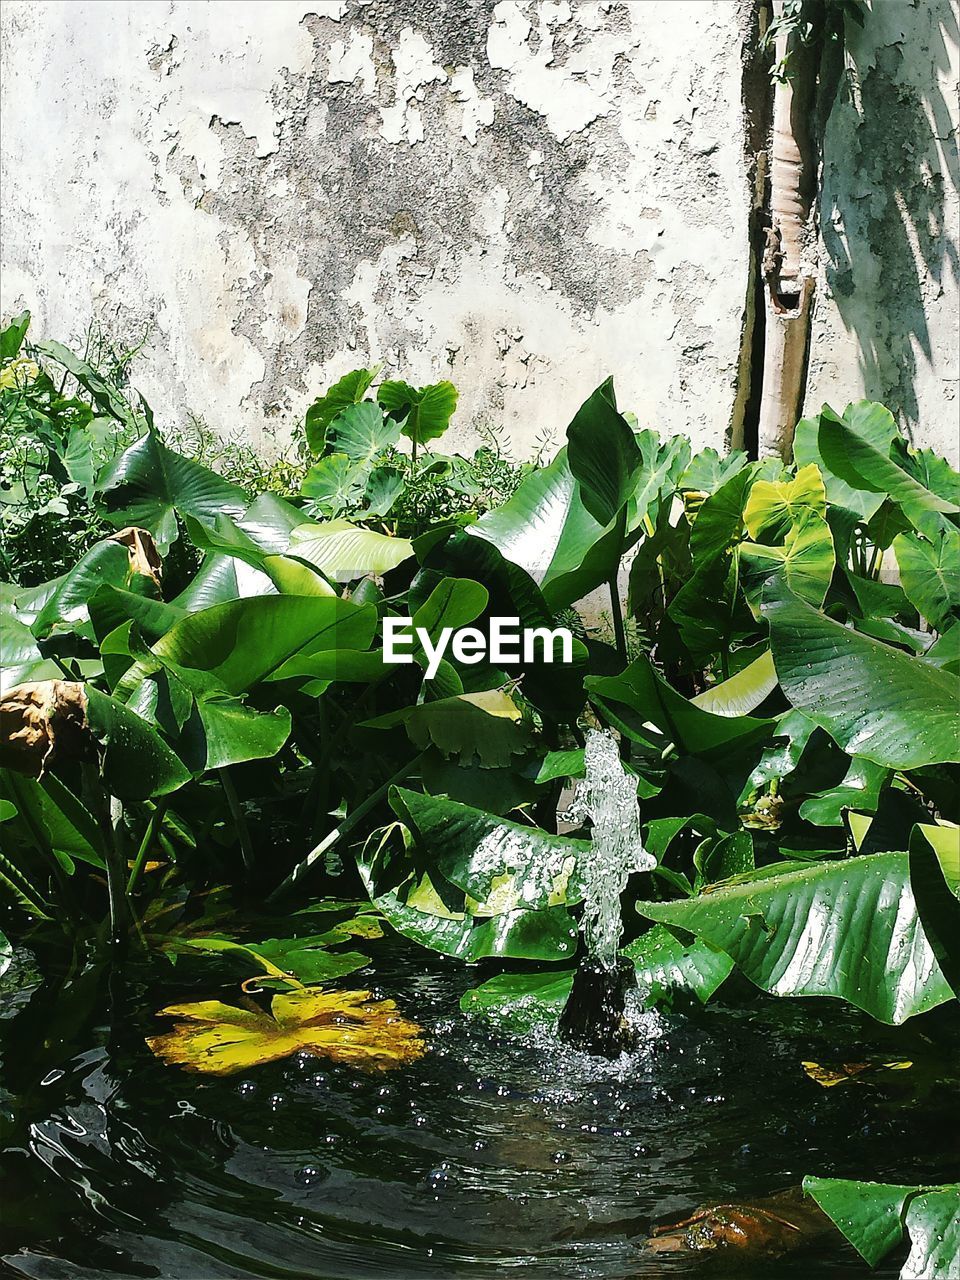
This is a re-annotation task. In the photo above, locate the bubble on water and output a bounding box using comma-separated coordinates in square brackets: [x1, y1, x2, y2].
[268, 1093, 285, 1110]
[425, 1162, 451, 1195]
[237, 1081, 257, 1098]
[552, 1150, 571, 1164]
[295, 1165, 327, 1187]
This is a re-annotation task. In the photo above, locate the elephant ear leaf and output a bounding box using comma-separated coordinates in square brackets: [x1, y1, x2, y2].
[327, 401, 401, 465]
[893, 528, 960, 632]
[98, 433, 248, 552]
[566, 378, 641, 526]
[815, 405, 959, 538]
[0, 680, 190, 799]
[764, 582, 960, 770]
[909, 822, 960, 1000]
[378, 380, 458, 448]
[305, 366, 380, 454]
[802, 1178, 960, 1276]
[793, 401, 898, 520]
[636, 851, 953, 1024]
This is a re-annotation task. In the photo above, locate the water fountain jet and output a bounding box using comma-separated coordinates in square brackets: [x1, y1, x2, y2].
[557, 730, 655, 1057]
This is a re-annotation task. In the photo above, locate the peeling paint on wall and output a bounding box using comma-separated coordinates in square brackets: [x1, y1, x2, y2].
[1, 0, 956, 463]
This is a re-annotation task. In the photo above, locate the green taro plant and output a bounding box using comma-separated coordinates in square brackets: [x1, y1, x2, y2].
[0, 317, 957, 1071]
[301, 366, 531, 534]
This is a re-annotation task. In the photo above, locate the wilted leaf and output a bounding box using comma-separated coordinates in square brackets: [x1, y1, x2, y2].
[647, 1188, 838, 1258]
[108, 527, 163, 590]
[147, 986, 425, 1075]
[801, 1059, 912, 1088]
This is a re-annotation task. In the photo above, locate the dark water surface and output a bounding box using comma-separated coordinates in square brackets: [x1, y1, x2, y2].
[1, 941, 958, 1280]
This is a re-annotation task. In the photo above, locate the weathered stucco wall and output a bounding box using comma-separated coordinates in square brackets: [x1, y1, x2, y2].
[806, 0, 959, 461]
[1, 0, 957, 460]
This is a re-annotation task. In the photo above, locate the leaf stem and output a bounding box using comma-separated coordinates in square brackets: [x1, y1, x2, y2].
[126, 799, 168, 896]
[265, 749, 428, 905]
[608, 575, 627, 665]
[218, 768, 255, 880]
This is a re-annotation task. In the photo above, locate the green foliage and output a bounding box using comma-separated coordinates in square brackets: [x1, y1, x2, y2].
[802, 1177, 959, 1277]
[0, 314, 142, 583]
[0, 326, 957, 1095]
[301, 365, 528, 535]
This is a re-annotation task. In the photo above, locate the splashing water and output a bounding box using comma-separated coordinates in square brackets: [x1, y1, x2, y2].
[566, 730, 655, 969]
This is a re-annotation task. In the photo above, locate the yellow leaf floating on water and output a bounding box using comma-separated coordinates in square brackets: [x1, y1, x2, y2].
[146, 987, 425, 1076]
[802, 1059, 912, 1088]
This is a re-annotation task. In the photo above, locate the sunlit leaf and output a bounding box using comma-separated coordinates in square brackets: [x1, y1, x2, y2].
[803, 1177, 960, 1275]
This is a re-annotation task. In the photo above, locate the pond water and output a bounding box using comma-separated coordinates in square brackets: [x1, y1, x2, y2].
[2, 939, 958, 1280]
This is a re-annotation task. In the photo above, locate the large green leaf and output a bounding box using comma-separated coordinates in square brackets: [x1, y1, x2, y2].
[128, 670, 293, 773]
[566, 378, 641, 526]
[301, 453, 366, 517]
[378, 379, 457, 447]
[621, 924, 734, 1002]
[170, 554, 276, 612]
[688, 465, 757, 564]
[369, 887, 579, 962]
[816, 408, 959, 538]
[88, 585, 186, 645]
[0, 771, 105, 869]
[467, 448, 624, 608]
[411, 576, 488, 639]
[909, 825, 960, 999]
[893, 528, 960, 632]
[184, 513, 336, 598]
[288, 520, 413, 580]
[390, 786, 586, 910]
[305, 366, 379, 453]
[587, 655, 774, 758]
[0, 608, 59, 691]
[84, 686, 192, 799]
[741, 512, 836, 611]
[798, 756, 889, 827]
[327, 400, 401, 464]
[369, 692, 533, 768]
[764, 584, 960, 769]
[460, 969, 576, 1031]
[419, 531, 588, 723]
[743, 463, 827, 541]
[1, 310, 30, 361]
[627, 431, 691, 533]
[98, 432, 247, 550]
[794, 401, 899, 520]
[680, 447, 749, 495]
[147, 596, 377, 695]
[29, 540, 141, 638]
[636, 851, 953, 1023]
[803, 1177, 960, 1277]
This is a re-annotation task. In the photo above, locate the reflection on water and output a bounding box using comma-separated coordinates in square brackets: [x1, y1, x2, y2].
[1, 940, 958, 1279]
